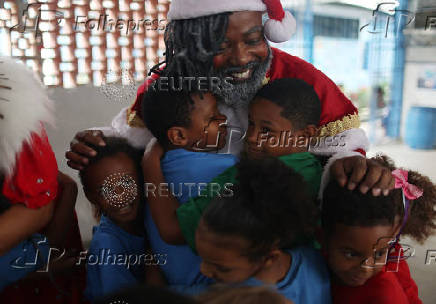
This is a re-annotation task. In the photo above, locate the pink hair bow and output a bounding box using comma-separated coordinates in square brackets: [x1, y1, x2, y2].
[392, 169, 423, 200]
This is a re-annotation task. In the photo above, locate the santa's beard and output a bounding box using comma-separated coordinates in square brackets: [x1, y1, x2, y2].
[213, 46, 273, 109]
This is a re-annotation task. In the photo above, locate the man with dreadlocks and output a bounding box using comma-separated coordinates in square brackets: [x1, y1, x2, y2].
[67, 1, 391, 199]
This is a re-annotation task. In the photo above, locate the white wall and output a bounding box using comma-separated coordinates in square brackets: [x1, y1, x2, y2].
[45, 85, 135, 245]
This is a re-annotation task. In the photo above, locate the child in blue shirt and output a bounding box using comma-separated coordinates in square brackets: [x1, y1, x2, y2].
[80, 137, 163, 302]
[195, 157, 331, 303]
[141, 82, 237, 289]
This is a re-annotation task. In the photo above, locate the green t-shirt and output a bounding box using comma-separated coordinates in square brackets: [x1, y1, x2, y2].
[176, 152, 322, 250]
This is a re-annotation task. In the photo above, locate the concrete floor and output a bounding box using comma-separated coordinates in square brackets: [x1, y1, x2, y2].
[45, 87, 436, 302]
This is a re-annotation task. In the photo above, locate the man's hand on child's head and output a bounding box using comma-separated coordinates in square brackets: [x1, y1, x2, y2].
[66, 130, 106, 170]
[331, 156, 394, 196]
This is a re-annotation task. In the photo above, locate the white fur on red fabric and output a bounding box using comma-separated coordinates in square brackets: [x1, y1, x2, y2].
[318, 151, 364, 203]
[0, 57, 54, 176]
[167, 0, 296, 43]
[309, 128, 370, 156]
[264, 10, 296, 43]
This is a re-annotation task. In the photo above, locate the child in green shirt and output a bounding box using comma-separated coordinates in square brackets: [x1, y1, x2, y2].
[143, 78, 323, 250]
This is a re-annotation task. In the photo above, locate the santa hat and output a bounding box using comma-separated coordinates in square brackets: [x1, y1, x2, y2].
[167, 0, 297, 43]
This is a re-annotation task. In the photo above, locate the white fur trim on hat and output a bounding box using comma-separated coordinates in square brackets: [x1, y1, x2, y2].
[0, 57, 54, 176]
[264, 10, 296, 43]
[168, 0, 266, 20]
[167, 0, 296, 43]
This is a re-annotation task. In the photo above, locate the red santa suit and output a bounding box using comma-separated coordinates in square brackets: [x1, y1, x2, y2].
[107, 0, 368, 155]
[0, 58, 87, 304]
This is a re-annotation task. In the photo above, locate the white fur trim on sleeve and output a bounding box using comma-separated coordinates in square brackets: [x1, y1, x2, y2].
[0, 57, 54, 175]
[309, 128, 369, 156]
[111, 107, 154, 149]
[318, 151, 364, 203]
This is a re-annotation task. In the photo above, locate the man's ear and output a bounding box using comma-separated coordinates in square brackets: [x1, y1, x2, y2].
[167, 127, 189, 147]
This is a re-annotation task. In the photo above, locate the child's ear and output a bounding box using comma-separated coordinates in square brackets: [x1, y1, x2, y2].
[264, 249, 282, 268]
[167, 127, 189, 147]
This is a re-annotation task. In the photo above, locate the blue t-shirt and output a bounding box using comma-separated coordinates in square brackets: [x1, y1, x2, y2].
[0, 234, 50, 291]
[85, 215, 145, 302]
[243, 247, 331, 304]
[144, 149, 237, 287]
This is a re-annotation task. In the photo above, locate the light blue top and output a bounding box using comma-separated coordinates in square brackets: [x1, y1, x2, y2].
[243, 247, 332, 304]
[0, 234, 50, 291]
[85, 215, 145, 302]
[144, 149, 238, 288]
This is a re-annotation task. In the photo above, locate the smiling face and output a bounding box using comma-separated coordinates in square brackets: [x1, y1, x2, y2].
[325, 223, 400, 287]
[245, 97, 313, 159]
[196, 220, 265, 283]
[173, 92, 227, 152]
[212, 11, 271, 107]
[83, 152, 141, 224]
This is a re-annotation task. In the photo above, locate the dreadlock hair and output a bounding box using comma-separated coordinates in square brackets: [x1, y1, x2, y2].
[322, 154, 436, 244]
[202, 156, 318, 262]
[79, 137, 143, 220]
[154, 13, 230, 78]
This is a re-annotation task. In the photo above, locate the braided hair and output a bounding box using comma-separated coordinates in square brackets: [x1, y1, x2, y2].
[152, 13, 230, 78]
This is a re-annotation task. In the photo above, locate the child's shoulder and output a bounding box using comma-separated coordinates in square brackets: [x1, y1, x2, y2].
[163, 149, 238, 180]
[89, 216, 144, 253]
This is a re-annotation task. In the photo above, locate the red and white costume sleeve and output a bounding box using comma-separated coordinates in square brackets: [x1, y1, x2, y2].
[108, 0, 369, 156]
[0, 58, 58, 209]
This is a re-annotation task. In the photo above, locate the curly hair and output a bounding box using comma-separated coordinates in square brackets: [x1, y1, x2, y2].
[202, 157, 318, 262]
[322, 154, 436, 244]
[152, 14, 229, 78]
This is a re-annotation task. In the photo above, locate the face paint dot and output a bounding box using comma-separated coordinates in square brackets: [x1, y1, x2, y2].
[100, 173, 138, 209]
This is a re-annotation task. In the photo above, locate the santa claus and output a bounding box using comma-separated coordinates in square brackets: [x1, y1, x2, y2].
[67, 0, 390, 193]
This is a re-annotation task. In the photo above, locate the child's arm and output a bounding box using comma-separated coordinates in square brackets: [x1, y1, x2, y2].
[142, 140, 185, 244]
[0, 201, 54, 256]
[42, 172, 78, 249]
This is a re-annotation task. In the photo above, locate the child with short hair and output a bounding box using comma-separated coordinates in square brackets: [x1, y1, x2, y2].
[80, 137, 162, 302]
[321, 155, 436, 304]
[195, 157, 331, 303]
[141, 82, 238, 288]
[143, 78, 323, 250]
